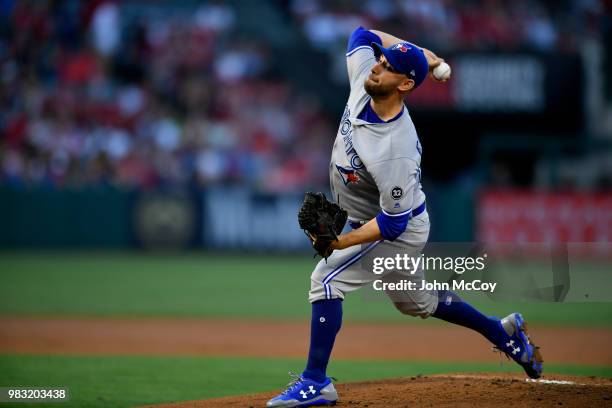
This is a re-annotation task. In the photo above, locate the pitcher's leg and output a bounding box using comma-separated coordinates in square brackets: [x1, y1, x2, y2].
[309, 241, 382, 302]
[432, 290, 502, 343]
[304, 242, 380, 383]
[383, 269, 438, 318]
[302, 298, 342, 382]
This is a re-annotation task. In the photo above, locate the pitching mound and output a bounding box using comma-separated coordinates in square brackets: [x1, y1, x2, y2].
[143, 373, 612, 408]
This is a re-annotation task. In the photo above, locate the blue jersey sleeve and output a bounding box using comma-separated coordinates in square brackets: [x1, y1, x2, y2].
[346, 26, 382, 56]
[375, 210, 410, 241]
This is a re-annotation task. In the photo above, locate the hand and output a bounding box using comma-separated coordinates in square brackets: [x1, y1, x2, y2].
[307, 231, 335, 259]
[423, 48, 443, 70]
[422, 48, 447, 83]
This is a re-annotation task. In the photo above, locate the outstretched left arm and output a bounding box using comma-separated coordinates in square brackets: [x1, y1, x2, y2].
[330, 217, 382, 250]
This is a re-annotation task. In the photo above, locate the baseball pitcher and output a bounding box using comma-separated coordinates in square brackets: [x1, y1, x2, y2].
[267, 27, 543, 407]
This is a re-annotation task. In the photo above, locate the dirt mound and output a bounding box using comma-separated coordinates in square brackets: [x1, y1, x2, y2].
[1, 317, 610, 366]
[142, 374, 612, 408]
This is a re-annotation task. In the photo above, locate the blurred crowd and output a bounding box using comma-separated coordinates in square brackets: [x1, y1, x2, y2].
[0, 0, 332, 191]
[285, 0, 605, 83]
[0, 0, 606, 191]
[288, 0, 604, 52]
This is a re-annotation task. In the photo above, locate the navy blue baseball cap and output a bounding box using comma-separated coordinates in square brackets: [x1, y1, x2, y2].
[371, 42, 429, 88]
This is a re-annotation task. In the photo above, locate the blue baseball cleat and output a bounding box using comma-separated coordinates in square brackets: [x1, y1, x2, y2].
[495, 313, 543, 379]
[266, 372, 338, 407]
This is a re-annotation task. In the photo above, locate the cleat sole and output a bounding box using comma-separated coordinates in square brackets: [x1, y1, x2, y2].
[519, 321, 544, 378]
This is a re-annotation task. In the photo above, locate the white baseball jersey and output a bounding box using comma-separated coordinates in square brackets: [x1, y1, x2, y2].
[307, 34, 437, 318]
[329, 44, 426, 223]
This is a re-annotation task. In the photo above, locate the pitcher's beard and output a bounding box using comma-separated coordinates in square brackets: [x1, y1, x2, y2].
[364, 79, 395, 98]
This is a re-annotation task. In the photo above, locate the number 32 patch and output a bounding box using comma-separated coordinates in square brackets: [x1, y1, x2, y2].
[391, 186, 403, 200]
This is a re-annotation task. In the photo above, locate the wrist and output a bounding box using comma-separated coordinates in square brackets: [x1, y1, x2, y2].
[331, 235, 347, 250]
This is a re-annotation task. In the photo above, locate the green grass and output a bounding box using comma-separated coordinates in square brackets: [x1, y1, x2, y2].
[0, 251, 610, 325]
[0, 354, 610, 408]
[0, 253, 609, 407]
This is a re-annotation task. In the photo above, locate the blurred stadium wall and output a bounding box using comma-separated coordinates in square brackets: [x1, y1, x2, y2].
[0, 0, 610, 250]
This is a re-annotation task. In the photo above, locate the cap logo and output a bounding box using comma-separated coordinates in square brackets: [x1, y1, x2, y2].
[392, 43, 410, 53]
[410, 69, 415, 76]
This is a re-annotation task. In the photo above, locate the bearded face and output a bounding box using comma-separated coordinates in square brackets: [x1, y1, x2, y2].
[364, 55, 411, 98]
[364, 75, 398, 97]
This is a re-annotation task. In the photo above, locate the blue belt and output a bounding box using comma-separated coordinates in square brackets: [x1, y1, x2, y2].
[349, 201, 426, 230]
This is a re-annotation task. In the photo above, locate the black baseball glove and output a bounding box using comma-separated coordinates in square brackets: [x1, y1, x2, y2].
[298, 192, 348, 260]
